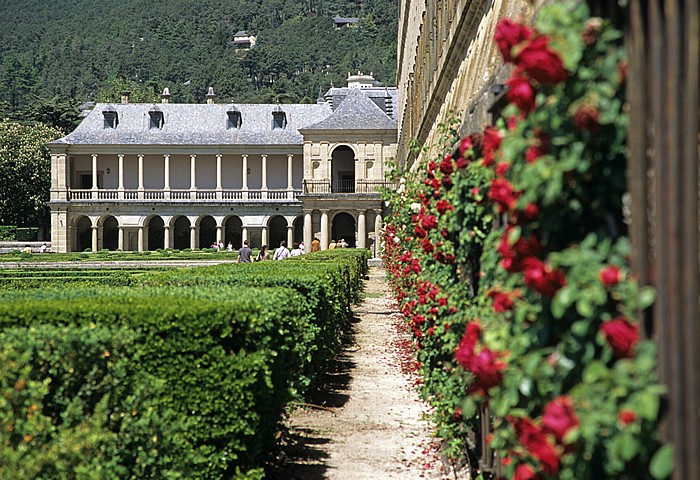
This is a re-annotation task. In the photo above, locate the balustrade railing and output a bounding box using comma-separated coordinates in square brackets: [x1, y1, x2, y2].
[303, 179, 394, 194]
[66, 188, 302, 202]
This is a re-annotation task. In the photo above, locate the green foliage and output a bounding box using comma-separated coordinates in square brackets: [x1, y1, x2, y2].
[0, 120, 63, 228]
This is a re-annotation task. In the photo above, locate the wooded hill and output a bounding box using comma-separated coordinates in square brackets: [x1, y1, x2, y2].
[0, 0, 397, 131]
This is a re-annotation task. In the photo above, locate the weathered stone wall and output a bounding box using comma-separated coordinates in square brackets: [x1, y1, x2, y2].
[397, 0, 545, 169]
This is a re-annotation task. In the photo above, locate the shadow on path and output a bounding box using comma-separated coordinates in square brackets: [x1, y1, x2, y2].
[267, 321, 358, 479]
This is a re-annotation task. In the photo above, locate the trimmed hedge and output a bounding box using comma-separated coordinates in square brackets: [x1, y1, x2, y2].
[0, 249, 369, 478]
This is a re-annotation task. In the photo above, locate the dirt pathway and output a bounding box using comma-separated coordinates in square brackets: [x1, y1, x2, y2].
[271, 266, 447, 479]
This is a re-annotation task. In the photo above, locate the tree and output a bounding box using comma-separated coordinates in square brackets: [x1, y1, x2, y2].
[95, 77, 159, 104]
[0, 120, 62, 229]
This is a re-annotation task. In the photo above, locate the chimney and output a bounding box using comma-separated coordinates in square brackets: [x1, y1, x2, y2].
[161, 87, 170, 104]
[120, 91, 130, 104]
[206, 87, 216, 104]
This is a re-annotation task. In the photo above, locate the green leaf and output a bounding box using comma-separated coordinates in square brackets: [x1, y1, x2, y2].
[649, 444, 674, 479]
[640, 286, 656, 309]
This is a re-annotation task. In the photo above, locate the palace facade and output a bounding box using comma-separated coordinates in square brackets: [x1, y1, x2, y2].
[48, 74, 397, 253]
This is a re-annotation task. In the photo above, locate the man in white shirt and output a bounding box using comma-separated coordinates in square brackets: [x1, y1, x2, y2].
[273, 240, 291, 260]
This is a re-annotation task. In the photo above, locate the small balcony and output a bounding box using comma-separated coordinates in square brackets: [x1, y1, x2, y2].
[302, 179, 394, 195]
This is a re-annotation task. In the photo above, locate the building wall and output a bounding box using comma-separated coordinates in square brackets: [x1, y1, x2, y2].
[397, 0, 542, 168]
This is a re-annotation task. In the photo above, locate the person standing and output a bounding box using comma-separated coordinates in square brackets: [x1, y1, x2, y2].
[329, 239, 337, 250]
[273, 240, 291, 260]
[311, 237, 321, 252]
[237, 239, 253, 263]
[255, 245, 270, 261]
[290, 242, 303, 257]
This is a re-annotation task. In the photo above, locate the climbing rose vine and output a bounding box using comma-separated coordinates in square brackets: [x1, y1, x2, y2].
[382, 3, 671, 480]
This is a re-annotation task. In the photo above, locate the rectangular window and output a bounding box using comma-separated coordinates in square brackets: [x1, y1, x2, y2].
[227, 111, 242, 129]
[272, 111, 287, 130]
[149, 111, 164, 130]
[103, 111, 118, 129]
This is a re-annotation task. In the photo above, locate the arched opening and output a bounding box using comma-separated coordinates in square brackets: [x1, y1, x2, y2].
[332, 212, 356, 248]
[103, 216, 119, 251]
[269, 215, 287, 249]
[293, 215, 304, 245]
[76, 216, 92, 252]
[199, 216, 217, 249]
[147, 216, 164, 251]
[225, 216, 243, 249]
[173, 216, 191, 250]
[331, 145, 355, 193]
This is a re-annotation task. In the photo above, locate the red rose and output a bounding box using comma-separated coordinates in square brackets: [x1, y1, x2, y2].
[421, 214, 439, 231]
[427, 160, 437, 175]
[467, 348, 507, 395]
[488, 289, 516, 312]
[511, 202, 540, 225]
[495, 161, 510, 177]
[494, 18, 533, 62]
[489, 178, 519, 212]
[515, 36, 568, 85]
[498, 230, 542, 273]
[619, 409, 637, 426]
[599, 265, 622, 286]
[456, 156, 470, 169]
[507, 73, 538, 114]
[601, 317, 640, 358]
[458, 136, 473, 157]
[525, 129, 549, 163]
[514, 463, 538, 480]
[441, 175, 454, 189]
[542, 396, 579, 444]
[512, 417, 560, 476]
[573, 104, 602, 133]
[436, 199, 454, 214]
[421, 238, 434, 253]
[482, 126, 504, 166]
[414, 225, 427, 238]
[439, 155, 455, 174]
[522, 257, 567, 297]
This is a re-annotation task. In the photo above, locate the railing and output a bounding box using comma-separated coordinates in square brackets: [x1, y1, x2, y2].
[65, 188, 303, 203]
[303, 179, 394, 194]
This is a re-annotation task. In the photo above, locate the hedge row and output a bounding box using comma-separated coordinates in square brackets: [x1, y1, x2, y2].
[0, 249, 369, 479]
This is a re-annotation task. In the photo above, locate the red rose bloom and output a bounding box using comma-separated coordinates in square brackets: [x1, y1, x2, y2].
[573, 104, 602, 133]
[421, 238, 434, 253]
[512, 417, 561, 476]
[601, 317, 640, 358]
[421, 214, 439, 231]
[507, 73, 538, 114]
[467, 348, 507, 395]
[427, 160, 437, 175]
[515, 36, 568, 85]
[459, 136, 473, 157]
[488, 289, 516, 312]
[522, 257, 567, 297]
[619, 409, 637, 426]
[495, 161, 510, 177]
[439, 155, 455, 174]
[482, 126, 504, 166]
[436, 199, 454, 214]
[456, 156, 470, 169]
[489, 178, 519, 212]
[494, 18, 533, 62]
[514, 463, 538, 480]
[542, 396, 579, 445]
[414, 225, 427, 238]
[525, 129, 549, 164]
[441, 175, 454, 189]
[599, 265, 622, 286]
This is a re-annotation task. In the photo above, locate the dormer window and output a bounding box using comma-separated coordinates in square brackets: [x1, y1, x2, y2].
[272, 109, 287, 130]
[227, 108, 242, 129]
[103, 107, 118, 129]
[149, 106, 164, 130]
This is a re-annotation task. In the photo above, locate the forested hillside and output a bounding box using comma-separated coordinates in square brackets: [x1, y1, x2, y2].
[0, 0, 397, 131]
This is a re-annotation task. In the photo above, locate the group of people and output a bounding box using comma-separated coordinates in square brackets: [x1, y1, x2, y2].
[236, 240, 306, 263]
[328, 238, 348, 249]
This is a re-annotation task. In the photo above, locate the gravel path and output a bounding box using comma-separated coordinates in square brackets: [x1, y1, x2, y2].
[271, 266, 447, 479]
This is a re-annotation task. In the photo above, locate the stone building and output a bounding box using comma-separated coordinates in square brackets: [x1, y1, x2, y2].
[48, 74, 397, 253]
[396, 0, 535, 167]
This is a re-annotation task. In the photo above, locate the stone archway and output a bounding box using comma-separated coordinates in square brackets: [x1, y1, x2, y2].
[147, 216, 165, 251]
[173, 216, 191, 250]
[103, 216, 119, 251]
[269, 215, 287, 249]
[293, 215, 304, 245]
[332, 212, 356, 247]
[75, 216, 92, 252]
[331, 145, 355, 193]
[198, 216, 217, 249]
[225, 216, 243, 249]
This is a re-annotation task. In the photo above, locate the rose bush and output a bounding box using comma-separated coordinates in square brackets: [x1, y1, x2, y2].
[382, 3, 671, 479]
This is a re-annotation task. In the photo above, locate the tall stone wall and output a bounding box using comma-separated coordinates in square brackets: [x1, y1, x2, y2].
[397, 0, 545, 169]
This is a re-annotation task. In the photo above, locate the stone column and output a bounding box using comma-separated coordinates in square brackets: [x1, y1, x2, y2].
[287, 224, 294, 248]
[190, 225, 197, 250]
[374, 210, 383, 258]
[118, 154, 124, 199]
[287, 154, 294, 189]
[91, 225, 98, 252]
[91, 154, 98, 199]
[163, 154, 171, 200]
[242, 154, 249, 200]
[216, 154, 223, 199]
[164, 225, 171, 249]
[357, 209, 367, 249]
[216, 225, 223, 244]
[320, 210, 329, 250]
[138, 154, 144, 199]
[262, 227, 268, 247]
[137, 227, 144, 252]
[242, 226, 248, 244]
[190, 154, 197, 199]
[118, 227, 124, 251]
[303, 211, 313, 252]
[261, 154, 268, 199]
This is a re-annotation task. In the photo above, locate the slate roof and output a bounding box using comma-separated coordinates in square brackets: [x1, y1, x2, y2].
[50, 103, 333, 146]
[302, 88, 398, 131]
[325, 86, 398, 120]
